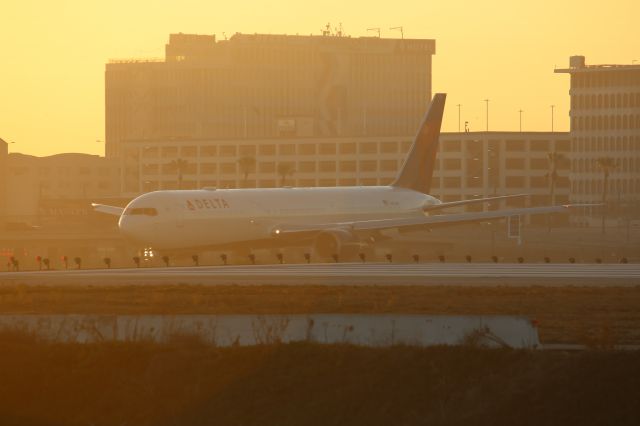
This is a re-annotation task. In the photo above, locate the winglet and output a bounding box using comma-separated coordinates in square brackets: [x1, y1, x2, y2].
[391, 93, 446, 194]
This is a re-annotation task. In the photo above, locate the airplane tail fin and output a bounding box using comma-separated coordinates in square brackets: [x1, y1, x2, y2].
[391, 93, 446, 194]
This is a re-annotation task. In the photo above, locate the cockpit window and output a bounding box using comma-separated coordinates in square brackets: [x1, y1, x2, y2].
[124, 207, 158, 216]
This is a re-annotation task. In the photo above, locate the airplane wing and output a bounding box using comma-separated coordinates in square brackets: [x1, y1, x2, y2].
[271, 204, 598, 236]
[91, 203, 125, 216]
[423, 194, 528, 212]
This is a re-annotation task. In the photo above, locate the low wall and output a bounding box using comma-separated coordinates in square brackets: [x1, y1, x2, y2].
[0, 314, 540, 349]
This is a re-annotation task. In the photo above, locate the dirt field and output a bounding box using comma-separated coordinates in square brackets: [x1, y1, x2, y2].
[0, 336, 638, 426]
[1, 284, 639, 345]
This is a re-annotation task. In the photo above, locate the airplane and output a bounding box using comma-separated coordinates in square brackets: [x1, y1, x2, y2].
[93, 93, 591, 259]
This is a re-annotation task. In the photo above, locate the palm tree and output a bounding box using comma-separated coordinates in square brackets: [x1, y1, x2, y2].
[546, 151, 566, 231]
[237, 156, 256, 187]
[168, 158, 189, 189]
[277, 162, 295, 187]
[596, 157, 617, 235]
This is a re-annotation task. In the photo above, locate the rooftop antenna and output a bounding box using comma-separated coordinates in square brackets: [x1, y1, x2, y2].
[322, 23, 331, 36]
[390, 26, 404, 39]
[367, 27, 381, 38]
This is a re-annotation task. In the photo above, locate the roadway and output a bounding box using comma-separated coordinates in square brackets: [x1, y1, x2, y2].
[1, 263, 639, 287]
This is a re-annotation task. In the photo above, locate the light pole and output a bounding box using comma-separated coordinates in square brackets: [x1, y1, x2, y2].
[457, 104, 462, 132]
[550, 105, 555, 132]
[519, 109, 523, 132]
[389, 26, 404, 39]
[483, 99, 489, 131]
[367, 27, 381, 37]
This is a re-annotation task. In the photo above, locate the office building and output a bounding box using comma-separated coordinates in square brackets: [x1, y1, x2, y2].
[2, 153, 121, 227]
[555, 56, 640, 226]
[0, 138, 7, 226]
[105, 32, 436, 158]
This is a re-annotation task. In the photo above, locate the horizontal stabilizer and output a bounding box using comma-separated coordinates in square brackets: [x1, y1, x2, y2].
[423, 194, 529, 212]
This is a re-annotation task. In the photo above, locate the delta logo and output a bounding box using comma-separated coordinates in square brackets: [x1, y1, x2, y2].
[186, 198, 230, 211]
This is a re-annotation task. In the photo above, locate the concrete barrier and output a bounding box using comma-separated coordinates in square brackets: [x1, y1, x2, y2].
[0, 314, 540, 349]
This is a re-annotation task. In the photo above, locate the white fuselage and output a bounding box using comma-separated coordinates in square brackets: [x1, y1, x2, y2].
[119, 186, 440, 250]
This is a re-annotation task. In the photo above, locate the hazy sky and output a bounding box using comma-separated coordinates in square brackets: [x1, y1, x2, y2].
[1, 0, 638, 156]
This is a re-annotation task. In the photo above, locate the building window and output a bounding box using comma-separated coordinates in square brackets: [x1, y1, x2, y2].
[506, 158, 525, 170]
[143, 147, 159, 158]
[340, 143, 356, 154]
[201, 146, 217, 156]
[466, 177, 482, 188]
[181, 146, 197, 157]
[442, 140, 461, 152]
[258, 162, 275, 173]
[161, 147, 178, 157]
[239, 145, 256, 156]
[530, 140, 549, 152]
[319, 161, 336, 173]
[298, 161, 316, 173]
[201, 163, 217, 174]
[143, 164, 159, 174]
[380, 160, 397, 172]
[299, 144, 316, 155]
[506, 176, 525, 188]
[298, 179, 316, 187]
[530, 158, 548, 170]
[380, 142, 398, 154]
[220, 163, 236, 174]
[319, 178, 337, 187]
[506, 140, 525, 151]
[279, 144, 296, 155]
[530, 176, 547, 188]
[259, 145, 276, 156]
[259, 179, 276, 188]
[443, 177, 460, 188]
[359, 142, 377, 154]
[359, 160, 377, 172]
[339, 161, 356, 172]
[319, 143, 337, 155]
[220, 146, 237, 157]
[443, 158, 461, 170]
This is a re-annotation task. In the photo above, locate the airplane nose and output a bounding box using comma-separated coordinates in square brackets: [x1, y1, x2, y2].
[118, 216, 137, 241]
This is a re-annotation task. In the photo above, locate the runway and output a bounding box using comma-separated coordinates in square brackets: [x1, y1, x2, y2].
[1, 263, 639, 287]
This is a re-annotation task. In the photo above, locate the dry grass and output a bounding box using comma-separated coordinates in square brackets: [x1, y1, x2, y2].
[0, 284, 639, 344]
[0, 334, 638, 426]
